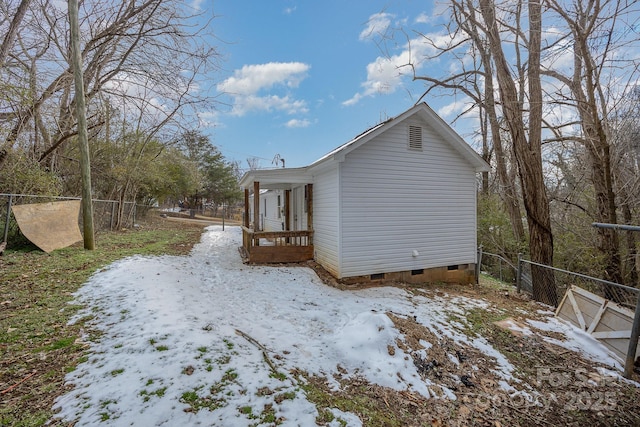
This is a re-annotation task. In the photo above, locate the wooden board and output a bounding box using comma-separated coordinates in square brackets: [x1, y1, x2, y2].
[556, 285, 640, 363]
[11, 200, 82, 253]
[248, 245, 314, 264]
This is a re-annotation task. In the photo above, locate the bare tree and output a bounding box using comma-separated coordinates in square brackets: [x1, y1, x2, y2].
[542, 0, 640, 292]
[609, 90, 640, 287]
[477, 0, 556, 305]
[393, 0, 554, 303]
[1, 0, 220, 177]
[406, 1, 527, 246]
[0, 0, 32, 66]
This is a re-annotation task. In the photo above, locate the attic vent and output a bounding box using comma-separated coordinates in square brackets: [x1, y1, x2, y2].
[408, 125, 423, 151]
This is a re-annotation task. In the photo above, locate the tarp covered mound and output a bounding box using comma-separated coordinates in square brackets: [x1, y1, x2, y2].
[12, 200, 82, 253]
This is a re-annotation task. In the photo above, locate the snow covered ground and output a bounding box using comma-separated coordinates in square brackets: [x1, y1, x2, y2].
[52, 225, 625, 426]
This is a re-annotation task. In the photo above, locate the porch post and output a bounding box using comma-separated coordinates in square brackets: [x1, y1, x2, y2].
[243, 188, 249, 228]
[284, 190, 291, 231]
[306, 183, 313, 231]
[253, 181, 260, 231]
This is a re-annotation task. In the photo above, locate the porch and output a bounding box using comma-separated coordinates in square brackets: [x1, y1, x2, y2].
[241, 227, 314, 263]
[239, 169, 314, 264]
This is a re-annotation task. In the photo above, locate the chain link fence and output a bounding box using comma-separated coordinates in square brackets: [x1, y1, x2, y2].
[1, 193, 145, 248]
[479, 247, 640, 378]
[476, 249, 518, 286]
[515, 258, 639, 310]
[478, 248, 638, 309]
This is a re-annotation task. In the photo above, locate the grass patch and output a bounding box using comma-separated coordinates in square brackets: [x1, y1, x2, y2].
[180, 387, 227, 412]
[459, 307, 508, 337]
[299, 375, 405, 427]
[139, 386, 167, 402]
[221, 368, 238, 383]
[269, 371, 287, 381]
[215, 354, 231, 365]
[239, 405, 255, 416]
[0, 214, 205, 426]
[45, 337, 77, 351]
[274, 390, 296, 403]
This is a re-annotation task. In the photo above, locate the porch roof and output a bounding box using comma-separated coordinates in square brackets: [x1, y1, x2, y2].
[239, 167, 313, 190]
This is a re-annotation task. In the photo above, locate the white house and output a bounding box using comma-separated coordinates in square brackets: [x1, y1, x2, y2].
[239, 102, 490, 285]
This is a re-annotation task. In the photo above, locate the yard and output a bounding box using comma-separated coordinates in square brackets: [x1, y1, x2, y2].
[2, 219, 640, 426]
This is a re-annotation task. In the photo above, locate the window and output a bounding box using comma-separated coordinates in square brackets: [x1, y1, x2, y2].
[408, 125, 423, 151]
[277, 195, 281, 219]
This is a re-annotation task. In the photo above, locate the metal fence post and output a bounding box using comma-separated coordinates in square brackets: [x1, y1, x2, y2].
[3, 194, 12, 244]
[476, 246, 483, 285]
[624, 292, 640, 379]
[516, 253, 522, 293]
[110, 201, 116, 230]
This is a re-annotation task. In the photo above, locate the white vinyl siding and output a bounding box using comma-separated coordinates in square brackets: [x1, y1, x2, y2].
[339, 118, 477, 278]
[312, 166, 341, 277]
[260, 190, 284, 232]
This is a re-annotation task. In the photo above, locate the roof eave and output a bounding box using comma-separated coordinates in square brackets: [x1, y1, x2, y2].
[239, 167, 313, 190]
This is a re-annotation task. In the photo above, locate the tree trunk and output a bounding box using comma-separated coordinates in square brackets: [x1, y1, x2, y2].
[479, 0, 556, 305]
[0, 0, 32, 66]
[482, 60, 525, 245]
[69, 0, 95, 250]
[572, 20, 623, 295]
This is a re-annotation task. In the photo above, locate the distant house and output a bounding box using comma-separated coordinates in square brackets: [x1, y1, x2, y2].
[239, 102, 489, 285]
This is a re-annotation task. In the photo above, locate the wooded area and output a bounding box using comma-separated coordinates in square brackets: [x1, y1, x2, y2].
[0, 0, 241, 232]
[378, 0, 640, 296]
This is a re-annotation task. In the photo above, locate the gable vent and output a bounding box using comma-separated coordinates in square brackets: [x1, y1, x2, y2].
[408, 125, 423, 151]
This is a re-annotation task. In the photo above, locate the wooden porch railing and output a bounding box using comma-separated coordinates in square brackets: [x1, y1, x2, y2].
[241, 226, 314, 263]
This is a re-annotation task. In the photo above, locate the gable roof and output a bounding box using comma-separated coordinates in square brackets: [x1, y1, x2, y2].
[309, 102, 489, 172]
[239, 102, 489, 189]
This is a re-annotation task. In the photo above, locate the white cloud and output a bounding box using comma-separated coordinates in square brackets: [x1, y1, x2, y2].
[217, 62, 310, 116]
[415, 13, 431, 24]
[359, 12, 394, 41]
[283, 6, 297, 15]
[438, 97, 472, 119]
[344, 31, 465, 106]
[218, 62, 309, 94]
[343, 38, 428, 106]
[236, 94, 308, 115]
[190, 0, 205, 11]
[198, 110, 223, 129]
[285, 118, 311, 128]
[342, 93, 363, 107]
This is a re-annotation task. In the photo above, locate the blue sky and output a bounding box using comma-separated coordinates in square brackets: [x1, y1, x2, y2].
[200, 0, 467, 170]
